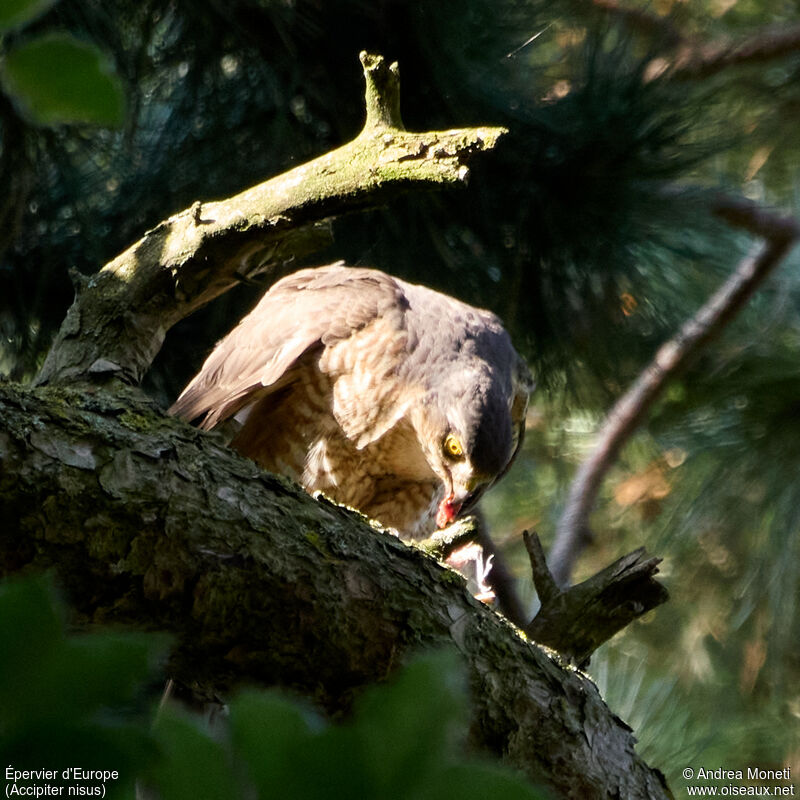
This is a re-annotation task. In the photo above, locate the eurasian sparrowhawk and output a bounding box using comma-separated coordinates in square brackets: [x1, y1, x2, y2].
[170, 264, 532, 539]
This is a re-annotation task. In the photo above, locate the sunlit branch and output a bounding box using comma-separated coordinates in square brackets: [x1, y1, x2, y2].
[35, 53, 505, 388]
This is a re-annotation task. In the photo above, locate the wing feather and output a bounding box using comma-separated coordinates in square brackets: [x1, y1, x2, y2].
[169, 264, 408, 429]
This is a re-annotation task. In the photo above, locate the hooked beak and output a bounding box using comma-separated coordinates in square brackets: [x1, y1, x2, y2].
[435, 478, 491, 528]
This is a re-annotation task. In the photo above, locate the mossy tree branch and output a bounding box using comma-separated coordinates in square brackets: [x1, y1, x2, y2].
[35, 52, 505, 388]
[0, 383, 671, 800]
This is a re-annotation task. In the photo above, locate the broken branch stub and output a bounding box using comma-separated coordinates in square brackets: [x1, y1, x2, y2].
[524, 531, 669, 666]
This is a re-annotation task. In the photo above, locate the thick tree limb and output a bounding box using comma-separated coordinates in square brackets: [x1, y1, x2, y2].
[0, 382, 671, 800]
[550, 199, 800, 586]
[34, 52, 505, 388]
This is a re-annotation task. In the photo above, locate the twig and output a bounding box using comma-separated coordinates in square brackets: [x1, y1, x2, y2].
[712, 193, 800, 240]
[505, 25, 552, 59]
[669, 23, 800, 81]
[476, 517, 528, 626]
[523, 530, 559, 606]
[589, 0, 800, 82]
[549, 199, 800, 586]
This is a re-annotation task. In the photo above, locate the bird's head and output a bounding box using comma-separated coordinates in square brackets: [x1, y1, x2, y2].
[414, 368, 520, 529]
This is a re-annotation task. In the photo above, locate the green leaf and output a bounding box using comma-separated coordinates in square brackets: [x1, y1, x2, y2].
[0, 576, 64, 711]
[150, 709, 241, 800]
[413, 763, 549, 800]
[0, 32, 124, 126]
[212, 653, 545, 800]
[8, 634, 157, 725]
[0, 576, 160, 798]
[3, 722, 155, 800]
[230, 691, 371, 799]
[0, 576, 161, 728]
[0, 0, 58, 32]
[228, 691, 320, 795]
[352, 650, 468, 796]
[293, 724, 370, 800]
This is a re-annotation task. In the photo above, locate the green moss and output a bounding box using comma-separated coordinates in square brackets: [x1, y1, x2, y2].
[438, 567, 465, 587]
[119, 409, 155, 432]
[303, 529, 332, 557]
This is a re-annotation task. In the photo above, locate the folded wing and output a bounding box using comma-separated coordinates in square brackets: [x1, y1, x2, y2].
[169, 265, 410, 434]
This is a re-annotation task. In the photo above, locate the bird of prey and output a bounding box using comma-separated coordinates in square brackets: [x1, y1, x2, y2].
[170, 264, 532, 540]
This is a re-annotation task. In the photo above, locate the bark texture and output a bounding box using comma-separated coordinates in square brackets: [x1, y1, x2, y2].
[525, 532, 668, 665]
[0, 383, 671, 800]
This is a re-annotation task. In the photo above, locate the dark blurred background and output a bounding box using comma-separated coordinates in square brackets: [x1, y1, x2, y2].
[1, 0, 798, 785]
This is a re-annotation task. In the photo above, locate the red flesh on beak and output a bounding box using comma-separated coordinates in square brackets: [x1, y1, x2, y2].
[436, 494, 463, 528]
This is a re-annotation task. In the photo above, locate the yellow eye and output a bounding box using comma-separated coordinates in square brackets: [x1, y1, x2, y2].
[443, 433, 464, 459]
